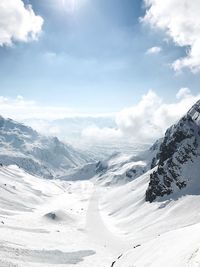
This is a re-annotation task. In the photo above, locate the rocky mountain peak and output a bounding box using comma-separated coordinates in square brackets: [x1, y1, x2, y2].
[146, 100, 200, 202]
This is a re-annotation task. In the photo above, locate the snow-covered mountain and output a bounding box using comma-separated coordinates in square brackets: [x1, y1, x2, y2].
[1, 101, 200, 267]
[95, 154, 148, 186]
[54, 142, 155, 183]
[146, 100, 200, 202]
[96, 101, 200, 267]
[86, 138, 161, 186]
[93, 100, 200, 203]
[0, 116, 92, 178]
[59, 141, 159, 185]
[50, 99, 200, 203]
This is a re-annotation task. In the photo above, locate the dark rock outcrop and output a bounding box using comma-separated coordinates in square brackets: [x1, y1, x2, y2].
[146, 100, 200, 202]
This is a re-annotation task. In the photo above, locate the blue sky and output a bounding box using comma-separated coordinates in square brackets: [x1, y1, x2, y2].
[0, 0, 200, 114]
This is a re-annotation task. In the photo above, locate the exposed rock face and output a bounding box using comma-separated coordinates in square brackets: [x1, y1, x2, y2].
[146, 100, 200, 202]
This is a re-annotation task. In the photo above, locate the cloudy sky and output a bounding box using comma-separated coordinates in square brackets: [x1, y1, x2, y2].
[0, 0, 200, 145]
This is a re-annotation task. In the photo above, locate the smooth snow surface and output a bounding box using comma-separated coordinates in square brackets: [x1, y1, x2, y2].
[100, 170, 200, 267]
[0, 165, 131, 267]
[0, 164, 200, 267]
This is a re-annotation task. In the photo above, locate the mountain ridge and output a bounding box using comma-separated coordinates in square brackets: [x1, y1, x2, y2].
[146, 99, 200, 202]
[0, 115, 92, 178]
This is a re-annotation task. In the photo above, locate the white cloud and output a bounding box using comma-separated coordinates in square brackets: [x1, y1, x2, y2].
[116, 90, 163, 142]
[80, 89, 200, 144]
[146, 46, 162, 54]
[0, 96, 114, 121]
[119, 89, 200, 141]
[0, 90, 199, 145]
[25, 119, 61, 136]
[142, 0, 200, 73]
[81, 126, 122, 143]
[0, 0, 43, 46]
[0, 96, 75, 120]
[176, 88, 191, 100]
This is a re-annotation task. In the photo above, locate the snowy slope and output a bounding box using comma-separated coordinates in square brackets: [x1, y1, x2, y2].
[0, 116, 92, 178]
[96, 100, 200, 267]
[1, 101, 200, 267]
[1, 164, 200, 267]
[114, 222, 200, 267]
[0, 165, 132, 267]
[55, 140, 159, 183]
[99, 168, 200, 267]
[93, 138, 161, 186]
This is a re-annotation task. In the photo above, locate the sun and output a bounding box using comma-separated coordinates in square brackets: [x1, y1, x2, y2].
[60, 0, 77, 13]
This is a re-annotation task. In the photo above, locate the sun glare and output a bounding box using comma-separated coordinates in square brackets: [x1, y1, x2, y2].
[60, 0, 79, 13]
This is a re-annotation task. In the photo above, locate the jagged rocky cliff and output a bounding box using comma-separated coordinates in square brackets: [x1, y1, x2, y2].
[146, 100, 200, 202]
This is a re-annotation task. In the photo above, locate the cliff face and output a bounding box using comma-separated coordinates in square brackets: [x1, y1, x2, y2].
[146, 100, 200, 202]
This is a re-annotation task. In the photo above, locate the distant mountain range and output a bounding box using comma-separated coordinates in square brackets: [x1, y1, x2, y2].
[1, 99, 200, 201]
[0, 101, 200, 267]
[0, 116, 92, 178]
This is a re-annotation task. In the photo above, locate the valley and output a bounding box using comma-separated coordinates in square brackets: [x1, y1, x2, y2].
[1, 0, 200, 266]
[0, 100, 200, 267]
[0, 165, 129, 267]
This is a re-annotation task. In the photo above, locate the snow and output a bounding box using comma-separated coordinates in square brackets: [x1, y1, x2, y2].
[93, 147, 158, 186]
[1, 163, 200, 267]
[1, 100, 200, 266]
[114, 222, 200, 267]
[0, 116, 92, 179]
[0, 165, 131, 267]
[99, 169, 200, 266]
